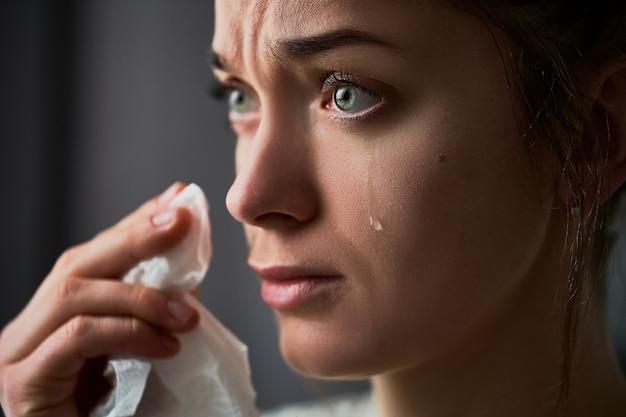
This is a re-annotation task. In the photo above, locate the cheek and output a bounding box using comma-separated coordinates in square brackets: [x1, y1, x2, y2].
[336, 111, 553, 363]
[379, 120, 547, 281]
[276, 110, 558, 379]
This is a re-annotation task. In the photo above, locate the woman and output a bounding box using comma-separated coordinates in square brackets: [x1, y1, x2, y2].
[1, 0, 626, 416]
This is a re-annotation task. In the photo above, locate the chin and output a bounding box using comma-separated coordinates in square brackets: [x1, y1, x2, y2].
[276, 313, 402, 380]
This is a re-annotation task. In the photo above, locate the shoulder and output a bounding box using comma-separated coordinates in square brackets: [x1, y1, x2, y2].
[261, 392, 376, 417]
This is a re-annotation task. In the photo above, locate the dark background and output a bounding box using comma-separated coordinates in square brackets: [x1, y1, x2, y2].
[0, 1, 623, 415]
[0, 1, 368, 414]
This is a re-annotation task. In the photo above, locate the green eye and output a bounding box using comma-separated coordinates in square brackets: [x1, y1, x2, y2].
[333, 84, 380, 114]
[322, 72, 383, 118]
[228, 88, 253, 114]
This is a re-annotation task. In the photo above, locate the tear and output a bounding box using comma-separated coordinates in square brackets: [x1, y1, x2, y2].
[367, 150, 384, 232]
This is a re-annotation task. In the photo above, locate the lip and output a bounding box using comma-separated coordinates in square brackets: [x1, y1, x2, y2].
[250, 264, 344, 309]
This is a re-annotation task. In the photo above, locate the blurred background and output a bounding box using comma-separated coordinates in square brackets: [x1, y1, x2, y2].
[0, 0, 368, 414]
[0, 1, 624, 415]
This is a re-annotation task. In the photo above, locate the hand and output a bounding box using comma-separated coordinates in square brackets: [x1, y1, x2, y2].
[0, 182, 200, 417]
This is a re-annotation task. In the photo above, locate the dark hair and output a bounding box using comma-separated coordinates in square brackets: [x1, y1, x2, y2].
[450, 0, 626, 410]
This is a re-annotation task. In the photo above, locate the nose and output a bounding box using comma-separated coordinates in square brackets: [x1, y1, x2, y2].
[226, 117, 319, 229]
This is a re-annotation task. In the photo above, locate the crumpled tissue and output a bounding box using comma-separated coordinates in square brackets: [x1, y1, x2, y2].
[91, 183, 259, 417]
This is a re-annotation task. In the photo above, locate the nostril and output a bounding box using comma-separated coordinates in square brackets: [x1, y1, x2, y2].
[252, 212, 299, 226]
[226, 171, 319, 227]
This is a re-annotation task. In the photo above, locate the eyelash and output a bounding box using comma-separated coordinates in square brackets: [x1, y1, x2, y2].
[318, 70, 382, 124]
[208, 70, 383, 126]
[207, 76, 259, 125]
[319, 71, 377, 98]
[207, 79, 237, 102]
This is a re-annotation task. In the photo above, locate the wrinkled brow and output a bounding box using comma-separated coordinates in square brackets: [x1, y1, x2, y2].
[270, 28, 398, 60]
[210, 28, 404, 73]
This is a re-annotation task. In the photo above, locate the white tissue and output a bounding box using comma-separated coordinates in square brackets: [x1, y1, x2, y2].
[91, 183, 259, 417]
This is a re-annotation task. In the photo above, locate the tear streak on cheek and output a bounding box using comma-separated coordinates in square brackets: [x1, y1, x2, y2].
[367, 149, 385, 232]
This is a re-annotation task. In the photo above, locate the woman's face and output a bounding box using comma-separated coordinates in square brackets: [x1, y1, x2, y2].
[213, 0, 559, 377]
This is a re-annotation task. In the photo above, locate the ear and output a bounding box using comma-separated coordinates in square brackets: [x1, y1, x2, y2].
[593, 66, 626, 204]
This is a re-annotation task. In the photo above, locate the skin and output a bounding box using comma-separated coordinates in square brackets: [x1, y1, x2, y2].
[1, 1, 626, 416]
[0, 182, 200, 417]
[213, 0, 626, 415]
[216, 0, 554, 375]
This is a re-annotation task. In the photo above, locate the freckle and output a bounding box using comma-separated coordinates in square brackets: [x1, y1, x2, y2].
[438, 153, 446, 163]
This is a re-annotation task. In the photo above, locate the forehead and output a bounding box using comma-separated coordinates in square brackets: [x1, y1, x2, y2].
[212, 0, 430, 69]
[215, 0, 372, 38]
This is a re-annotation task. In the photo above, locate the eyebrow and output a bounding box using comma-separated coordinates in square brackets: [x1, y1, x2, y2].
[273, 28, 399, 59]
[211, 28, 402, 72]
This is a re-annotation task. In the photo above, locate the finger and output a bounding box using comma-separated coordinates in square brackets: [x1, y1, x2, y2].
[3, 279, 198, 363]
[4, 316, 180, 417]
[54, 205, 192, 280]
[51, 182, 190, 279]
[115, 181, 188, 230]
[30, 315, 181, 379]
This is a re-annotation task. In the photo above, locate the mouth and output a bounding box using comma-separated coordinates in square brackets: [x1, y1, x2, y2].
[250, 264, 345, 309]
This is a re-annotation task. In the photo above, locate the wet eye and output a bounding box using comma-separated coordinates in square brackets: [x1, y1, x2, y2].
[321, 72, 382, 116]
[207, 77, 258, 116]
[228, 88, 254, 114]
[332, 84, 380, 114]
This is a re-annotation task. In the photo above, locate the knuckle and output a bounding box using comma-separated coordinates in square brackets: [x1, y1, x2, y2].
[128, 285, 149, 309]
[129, 318, 141, 335]
[126, 317, 145, 340]
[130, 285, 160, 311]
[127, 286, 173, 329]
[65, 316, 94, 341]
[55, 277, 83, 304]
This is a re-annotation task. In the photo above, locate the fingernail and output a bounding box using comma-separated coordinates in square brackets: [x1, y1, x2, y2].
[160, 333, 179, 350]
[167, 299, 195, 322]
[151, 209, 175, 227]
